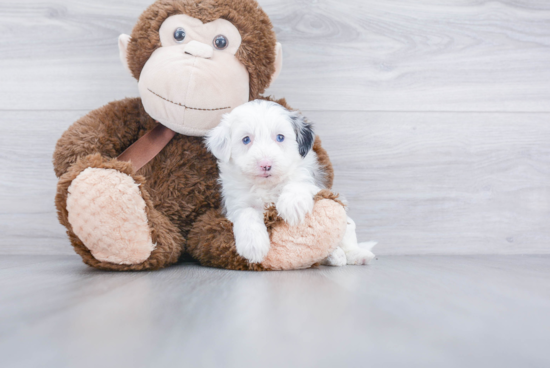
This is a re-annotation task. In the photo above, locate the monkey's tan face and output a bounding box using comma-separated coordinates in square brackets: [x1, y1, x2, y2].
[137, 14, 250, 136]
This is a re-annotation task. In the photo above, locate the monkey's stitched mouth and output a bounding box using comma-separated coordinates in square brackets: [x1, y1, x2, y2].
[148, 88, 231, 111]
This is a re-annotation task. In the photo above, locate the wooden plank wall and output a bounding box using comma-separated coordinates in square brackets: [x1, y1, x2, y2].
[1, 0, 549, 255]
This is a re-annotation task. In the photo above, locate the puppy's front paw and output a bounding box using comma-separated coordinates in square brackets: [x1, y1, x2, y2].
[234, 223, 270, 263]
[322, 247, 347, 267]
[276, 191, 314, 226]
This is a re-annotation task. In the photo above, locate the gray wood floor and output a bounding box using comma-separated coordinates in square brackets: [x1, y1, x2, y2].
[1, 255, 549, 368]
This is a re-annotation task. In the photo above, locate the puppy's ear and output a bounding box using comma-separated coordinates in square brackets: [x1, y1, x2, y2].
[206, 120, 231, 162]
[290, 112, 315, 158]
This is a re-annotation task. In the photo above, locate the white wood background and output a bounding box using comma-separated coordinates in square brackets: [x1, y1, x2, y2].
[1, 0, 549, 255]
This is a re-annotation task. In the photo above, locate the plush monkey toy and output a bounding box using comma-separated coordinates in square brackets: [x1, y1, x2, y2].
[53, 0, 348, 271]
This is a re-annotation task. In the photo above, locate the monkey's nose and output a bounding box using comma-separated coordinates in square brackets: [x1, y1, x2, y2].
[183, 40, 213, 59]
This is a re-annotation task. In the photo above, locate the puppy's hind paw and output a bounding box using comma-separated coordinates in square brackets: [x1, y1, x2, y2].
[322, 247, 347, 267]
[345, 247, 375, 265]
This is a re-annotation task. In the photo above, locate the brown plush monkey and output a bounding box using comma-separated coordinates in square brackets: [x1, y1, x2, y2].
[53, 0, 347, 271]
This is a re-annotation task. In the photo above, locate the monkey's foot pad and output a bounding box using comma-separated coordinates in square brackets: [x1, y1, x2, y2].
[262, 199, 348, 270]
[66, 168, 155, 265]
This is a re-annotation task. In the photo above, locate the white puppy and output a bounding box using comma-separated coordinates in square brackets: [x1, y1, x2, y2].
[206, 100, 375, 265]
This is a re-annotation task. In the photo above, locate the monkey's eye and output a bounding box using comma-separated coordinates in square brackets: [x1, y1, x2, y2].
[213, 35, 228, 50]
[242, 136, 251, 145]
[276, 134, 285, 142]
[174, 28, 186, 43]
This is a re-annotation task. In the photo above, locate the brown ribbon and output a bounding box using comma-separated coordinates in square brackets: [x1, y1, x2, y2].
[117, 123, 177, 172]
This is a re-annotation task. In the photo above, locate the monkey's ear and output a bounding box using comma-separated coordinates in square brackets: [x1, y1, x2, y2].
[118, 34, 132, 76]
[206, 121, 232, 163]
[268, 42, 283, 87]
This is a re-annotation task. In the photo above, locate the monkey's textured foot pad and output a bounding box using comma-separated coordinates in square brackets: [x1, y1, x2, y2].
[66, 168, 155, 265]
[261, 199, 347, 270]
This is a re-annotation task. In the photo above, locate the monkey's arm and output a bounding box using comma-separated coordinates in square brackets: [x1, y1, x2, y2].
[311, 136, 334, 189]
[187, 189, 346, 271]
[53, 97, 152, 177]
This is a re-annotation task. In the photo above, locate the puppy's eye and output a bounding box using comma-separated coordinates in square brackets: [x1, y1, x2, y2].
[276, 134, 285, 142]
[242, 136, 251, 145]
[213, 35, 228, 50]
[174, 28, 186, 43]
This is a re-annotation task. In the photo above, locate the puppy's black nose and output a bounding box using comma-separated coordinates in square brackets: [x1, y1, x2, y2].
[261, 165, 272, 172]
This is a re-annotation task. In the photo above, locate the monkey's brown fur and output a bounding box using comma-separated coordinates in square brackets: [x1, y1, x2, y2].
[53, 0, 341, 271]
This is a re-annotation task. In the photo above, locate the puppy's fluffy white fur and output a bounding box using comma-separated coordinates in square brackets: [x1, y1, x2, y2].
[206, 100, 375, 265]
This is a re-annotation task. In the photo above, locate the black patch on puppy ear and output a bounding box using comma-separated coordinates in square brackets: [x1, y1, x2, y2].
[290, 112, 315, 158]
